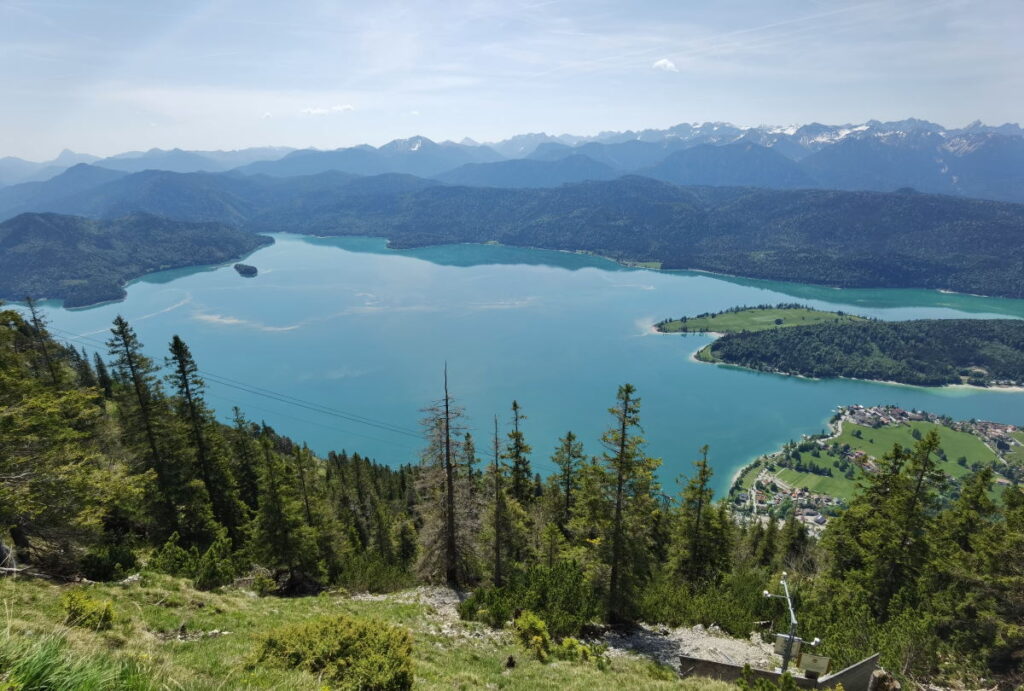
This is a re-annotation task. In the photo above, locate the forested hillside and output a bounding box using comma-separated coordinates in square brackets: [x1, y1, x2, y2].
[2, 304, 1022, 687]
[0, 212, 272, 307]
[250, 176, 1024, 298]
[704, 318, 1024, 386]
[5, 170, 1024, 301]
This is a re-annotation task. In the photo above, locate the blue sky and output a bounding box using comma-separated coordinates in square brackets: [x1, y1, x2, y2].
[1, 0, 1020, 159]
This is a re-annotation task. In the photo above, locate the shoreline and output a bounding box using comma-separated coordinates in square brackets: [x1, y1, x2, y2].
[7, 238, 276, 312]
[688, 353, 1024, 393]
[656, 319, 1024, 393]
[340, 235, 1024, 302]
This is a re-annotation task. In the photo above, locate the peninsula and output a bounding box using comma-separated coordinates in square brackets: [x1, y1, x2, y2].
[670, 307, 1024, 388]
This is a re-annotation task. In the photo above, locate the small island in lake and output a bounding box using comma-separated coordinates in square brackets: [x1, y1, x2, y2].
[234, 263, 258, 277]
[661, 305, 1024, 388]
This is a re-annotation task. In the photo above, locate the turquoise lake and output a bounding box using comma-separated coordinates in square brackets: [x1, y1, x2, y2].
[35, 234, 1024, 496]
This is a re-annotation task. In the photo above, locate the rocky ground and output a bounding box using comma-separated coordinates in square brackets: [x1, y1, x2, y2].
[353, 586, 777, 673]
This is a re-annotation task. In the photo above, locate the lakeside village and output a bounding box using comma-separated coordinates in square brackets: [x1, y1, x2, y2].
[728, 405, 1022, 535]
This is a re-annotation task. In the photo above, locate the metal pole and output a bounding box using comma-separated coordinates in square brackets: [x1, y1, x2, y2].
[780, 575, 798, 672]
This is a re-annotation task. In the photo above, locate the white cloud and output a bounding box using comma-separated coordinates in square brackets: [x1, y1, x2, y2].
[301, 104, 355, 116]
[261, 111, 272, 119]
[652, 58, 678, 72]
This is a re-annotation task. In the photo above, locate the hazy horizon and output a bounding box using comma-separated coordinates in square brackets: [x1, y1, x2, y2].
[2, 0, 1021, 160]
[6, 114, 1022, 164]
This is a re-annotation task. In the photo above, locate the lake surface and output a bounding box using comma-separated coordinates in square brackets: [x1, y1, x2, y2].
[36, 234, 1024, 496]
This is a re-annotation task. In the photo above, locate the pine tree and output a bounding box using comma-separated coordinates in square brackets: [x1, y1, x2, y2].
[72, 347, 98, 388]
[674, 445, 715, 582]
[253, 428, 321, 586]
[505, 400, 533, 506]
[107, 315, 179, 531]
[165, 335, 247, 541]
[490, 415, 506, 587]
[24, 297, 60, 387]
[93, 353, 113, 398]
[414, 367, 477, 587]
[602, 383, 661, 624]
[552, 431, 584, 529]
[229, 407, 261, 511]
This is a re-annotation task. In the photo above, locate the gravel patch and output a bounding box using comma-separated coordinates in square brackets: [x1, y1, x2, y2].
[603, 623, 776, 672]
[350, 586, 509, 645]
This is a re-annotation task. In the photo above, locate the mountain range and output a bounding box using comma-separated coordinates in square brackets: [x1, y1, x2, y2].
[3, 118, 1022, 202]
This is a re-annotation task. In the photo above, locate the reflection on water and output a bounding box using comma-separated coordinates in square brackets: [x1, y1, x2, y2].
[32, 233, 1024, 495]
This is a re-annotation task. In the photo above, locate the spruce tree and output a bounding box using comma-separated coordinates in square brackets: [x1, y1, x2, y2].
[552, 431, 584, 529]
[601, 383, 660, 624]
[414, 367, 477, 587]
[24, 297, 60, 387]
[166, 335, 247, 541]
[505, 400, 533, 506]
[253, 428, 321, 586]
[490, 415, 506, 586]
[93, 353, 113, 398]
[674, 445, 715, 582]
[107, 315, 180, 531]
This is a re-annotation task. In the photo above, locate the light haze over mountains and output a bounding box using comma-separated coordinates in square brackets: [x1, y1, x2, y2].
[1, 118, 1021, 203]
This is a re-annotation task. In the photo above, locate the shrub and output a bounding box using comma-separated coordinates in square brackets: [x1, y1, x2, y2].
[512, 611, 607, 667]
[149, 532, 197, 577]
[254, 613, 413, 690]
[194, 535, 236, 591]
[80, 543, 138, 581]
[459, 561, 600, 639]
[513, 610, 551, 661]
[334, 553, 415, 594]
[253, 573, 278, 597]
[61, 589, 115, 630]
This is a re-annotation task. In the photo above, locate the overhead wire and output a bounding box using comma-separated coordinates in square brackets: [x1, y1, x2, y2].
[45, 324, 424, 445]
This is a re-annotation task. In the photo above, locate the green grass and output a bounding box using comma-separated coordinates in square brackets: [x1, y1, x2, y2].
[775, 468, 861, 502]
[835, 421, 997, 477]
[1006, 431, 1024, 466]
[658, 306, 864, 334]
[766, 419, 1006, 503]
[735, 461, 762, 491]
[0, 574, 736, 690]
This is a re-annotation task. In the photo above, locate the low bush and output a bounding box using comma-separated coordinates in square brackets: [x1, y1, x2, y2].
[61, 588, 115, 630]
[253, 613, 413, 690]
[459, 561, 600, 639]
[638, 566, 774, 636]
[193, 535, 235, 591]
[512, 610, 608, 668]
[334, 553, 415, 594]
[80, 543, 138, 582]
[148, 532, 198, 578]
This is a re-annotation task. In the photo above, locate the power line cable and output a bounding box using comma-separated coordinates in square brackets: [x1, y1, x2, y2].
[46, 324, 423, 441]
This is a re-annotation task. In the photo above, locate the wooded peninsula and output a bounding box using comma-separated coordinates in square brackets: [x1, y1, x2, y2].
[680, 309, 1024, 387]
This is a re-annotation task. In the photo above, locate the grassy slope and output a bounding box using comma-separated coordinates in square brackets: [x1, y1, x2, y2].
[835, 421, 997, 477]
[776, 464, 865, 503]
[775, 420, 1001, 501]
[658, 307, 863, 334]
[1007, 431, 1024, 465]
[0, 574, 733, 690]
